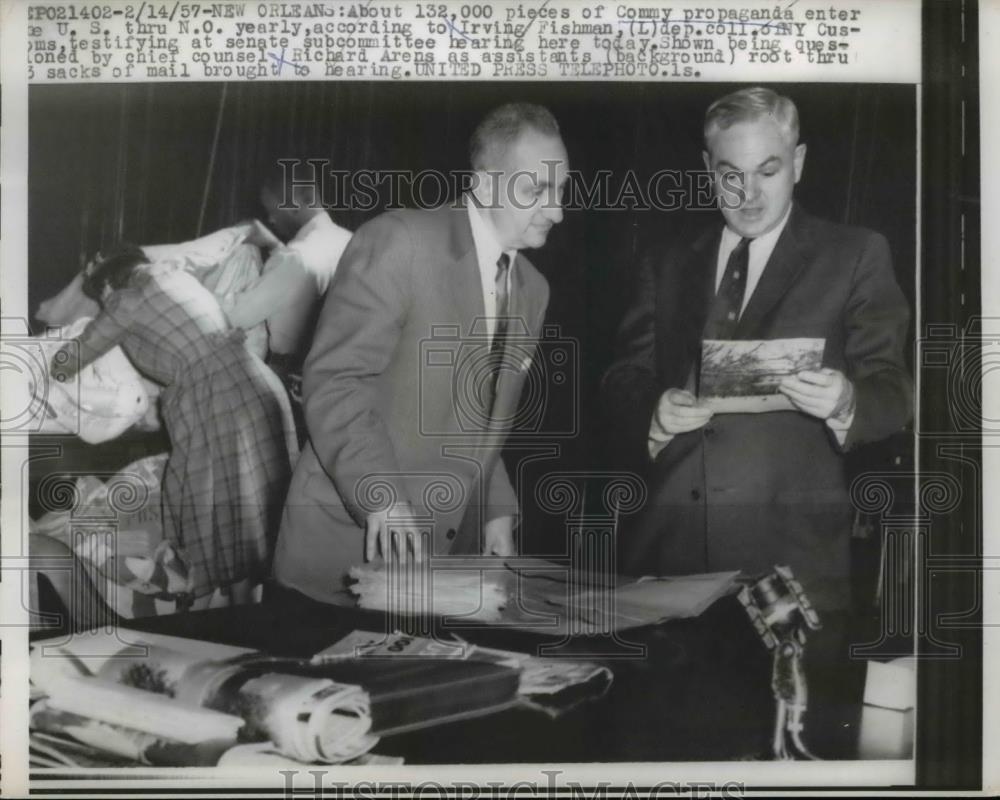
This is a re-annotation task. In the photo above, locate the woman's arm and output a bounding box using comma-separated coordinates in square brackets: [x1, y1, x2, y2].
[49, 292, 134, 381]
[35, 272, 101, 326]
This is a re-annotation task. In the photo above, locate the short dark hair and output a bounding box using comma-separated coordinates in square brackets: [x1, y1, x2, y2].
[81, 243, 149, 302]
[259, 157, 324, 211]
[704, 87, 799, 147]
[469, 103, 562, 171]
[261, 157, 318, 194]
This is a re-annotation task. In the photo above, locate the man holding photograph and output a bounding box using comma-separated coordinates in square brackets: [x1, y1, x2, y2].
[602, 87, 912, 611]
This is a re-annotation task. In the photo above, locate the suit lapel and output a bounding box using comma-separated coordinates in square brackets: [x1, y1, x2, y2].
[438, 203, 495, 555]
[445, 200, 486, 330]
[438, 202, 497, 447]
[668, 227, 720, 387]
[666, 207, 810, 384]
[445, 198, 533, 437]
[508, 252, 542, 333]
[691, 229, 721, 333]
[736, 205, 810, 337]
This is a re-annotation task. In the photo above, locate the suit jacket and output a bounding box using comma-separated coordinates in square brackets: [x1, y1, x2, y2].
[602, 205, 912, 610]
[274, 201, 550, 603]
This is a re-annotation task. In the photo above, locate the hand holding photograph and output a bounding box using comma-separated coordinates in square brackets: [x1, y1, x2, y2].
[1, 0, 992, 795]
[699, 338, 825, 413]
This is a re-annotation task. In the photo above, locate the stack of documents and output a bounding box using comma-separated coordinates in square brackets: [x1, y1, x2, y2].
[349, 563, 507, 621]
[30, 631, 379, 766]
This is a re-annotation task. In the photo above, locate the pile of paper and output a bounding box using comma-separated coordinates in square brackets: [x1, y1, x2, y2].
[348, 564, 507, 621]
[29, 632, 379, 766]
[549, 571, 741, 631]
[493, 558, 739, 634]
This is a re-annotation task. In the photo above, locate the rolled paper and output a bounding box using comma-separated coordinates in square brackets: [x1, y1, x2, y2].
[44, 675, 243, 744]
[225, 672, 377, 764]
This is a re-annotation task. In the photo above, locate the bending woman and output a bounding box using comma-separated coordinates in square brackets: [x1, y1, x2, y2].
[51, 244, 298, 606]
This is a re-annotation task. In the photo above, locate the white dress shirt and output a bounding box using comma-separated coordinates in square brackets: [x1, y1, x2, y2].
[467, 199, 517, 348]
[224, 212, 352, 355]
[714, 204, 792, 314]
[287, 211, 353, 297]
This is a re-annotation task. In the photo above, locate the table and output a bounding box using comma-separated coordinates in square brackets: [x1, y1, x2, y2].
[105, 593, 868, 763]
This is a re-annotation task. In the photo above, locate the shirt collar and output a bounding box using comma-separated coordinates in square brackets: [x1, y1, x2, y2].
[720, 202, 793, 254]
[290, 211, 329, 244]
[467, 197, 517, 269]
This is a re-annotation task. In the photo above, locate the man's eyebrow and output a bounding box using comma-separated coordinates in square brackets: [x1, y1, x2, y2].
[716, 156, 783, 172]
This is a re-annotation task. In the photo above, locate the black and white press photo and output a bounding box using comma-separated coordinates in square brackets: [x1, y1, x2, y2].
[0, 0, 990, 795]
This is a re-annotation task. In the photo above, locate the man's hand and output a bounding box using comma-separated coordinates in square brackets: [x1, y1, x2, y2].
[365, 502, 423, 564]
[651, 388, 714, 438]
[780, 368, 855, 421]
[483, 516, 515, 557]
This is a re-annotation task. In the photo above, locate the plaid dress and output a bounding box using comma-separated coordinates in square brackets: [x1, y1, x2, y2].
[69, 264, 298, 598]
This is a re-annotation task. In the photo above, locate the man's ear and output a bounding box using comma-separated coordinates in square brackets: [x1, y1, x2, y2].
[793, 143, 807, 183]
[702, 150, 712, 172]
[470, 170, 497, 209]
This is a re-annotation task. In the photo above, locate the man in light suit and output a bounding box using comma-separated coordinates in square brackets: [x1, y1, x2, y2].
[602, 88, 912, 611]
[274, 103, 569, 605]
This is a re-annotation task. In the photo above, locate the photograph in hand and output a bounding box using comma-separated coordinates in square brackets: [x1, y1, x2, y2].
[699, 338, 825, 413]
[3, 0, 988, 792]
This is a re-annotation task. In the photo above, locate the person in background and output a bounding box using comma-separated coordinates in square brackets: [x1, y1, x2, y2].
[51, 244, 299, 607]
[223, 162, 353, 393]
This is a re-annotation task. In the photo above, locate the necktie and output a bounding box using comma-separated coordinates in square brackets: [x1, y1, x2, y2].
[494, 253, 511, 339]
[705, 236, 752, 340]
[488, 253, 511, 403]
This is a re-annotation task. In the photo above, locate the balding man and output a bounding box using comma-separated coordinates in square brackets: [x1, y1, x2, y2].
[274, 103, 569, 605]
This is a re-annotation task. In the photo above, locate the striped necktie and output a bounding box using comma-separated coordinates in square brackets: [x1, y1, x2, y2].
[705, 236, 752, 339]
[488, 253, 511, 403]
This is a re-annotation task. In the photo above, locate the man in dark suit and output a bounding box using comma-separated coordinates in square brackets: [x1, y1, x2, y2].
[274, 103, 568, 605]
[602, 87, 912, 611]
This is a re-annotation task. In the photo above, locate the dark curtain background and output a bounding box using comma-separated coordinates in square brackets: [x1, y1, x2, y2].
[29, 81, 916, 556]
